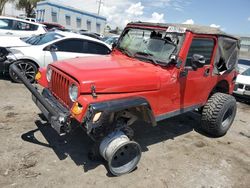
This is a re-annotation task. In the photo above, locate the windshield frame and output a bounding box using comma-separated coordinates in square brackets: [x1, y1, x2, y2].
[116, 27, 185, 65]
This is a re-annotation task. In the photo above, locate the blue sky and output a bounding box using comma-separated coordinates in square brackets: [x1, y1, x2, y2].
[142, 0, 250, 35]
[53, 0, 250, 35]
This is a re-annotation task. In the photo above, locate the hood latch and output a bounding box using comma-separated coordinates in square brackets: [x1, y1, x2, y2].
[91, 85, 97, 98]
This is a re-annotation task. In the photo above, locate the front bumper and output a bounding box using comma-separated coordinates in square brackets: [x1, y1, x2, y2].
[233, 92, 250, 101]
[10, 64, 71, 135]
[0, 47, 11, 74]
[233, 85, 250, 101]
[0, 59, 12, 74]
[32, 88, 71, 135]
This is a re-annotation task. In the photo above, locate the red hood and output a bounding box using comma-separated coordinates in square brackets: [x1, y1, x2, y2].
[52, 52, 162, 94]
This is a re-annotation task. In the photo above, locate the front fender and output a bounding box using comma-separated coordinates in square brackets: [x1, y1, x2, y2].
[83, 97, 157, 133]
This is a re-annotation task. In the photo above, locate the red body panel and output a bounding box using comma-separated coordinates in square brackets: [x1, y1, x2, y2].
[51, 51, 161, 94]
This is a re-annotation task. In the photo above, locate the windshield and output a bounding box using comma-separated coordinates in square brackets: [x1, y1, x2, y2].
[117, 28, 184, 64]
[21, 32, 64, 45]
[105, 37, 118, 45]
[242, 68, 250, 76]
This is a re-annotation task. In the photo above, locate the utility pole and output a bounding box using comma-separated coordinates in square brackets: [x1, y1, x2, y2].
[97, 0, 103, 15]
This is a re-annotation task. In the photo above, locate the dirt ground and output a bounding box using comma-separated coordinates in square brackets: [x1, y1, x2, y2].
[0, 75, 249, 188]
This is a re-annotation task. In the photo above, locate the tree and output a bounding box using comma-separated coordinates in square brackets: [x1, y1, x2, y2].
[0, 0, 13, 15]
[16, 0, 40, 18]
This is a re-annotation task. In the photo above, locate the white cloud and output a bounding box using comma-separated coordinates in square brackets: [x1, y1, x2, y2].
[45, 0, 166, 28]
[248, 17, 250, 21]
[125, 2, 144, 16]
[182, 19, 194, 24]
[147, 12, 165, 23]
[210, 24, 221, 28]
[101, 1, 165, 28]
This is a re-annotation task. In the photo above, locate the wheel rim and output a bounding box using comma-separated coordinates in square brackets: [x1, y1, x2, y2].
[221, 107, 234, 128]
[12, 62, 36, 81]
[108, 141, 141, 176]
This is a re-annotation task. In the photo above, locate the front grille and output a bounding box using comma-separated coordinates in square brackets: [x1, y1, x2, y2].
[238, 84, 244, 89]
[51, 70, 70, 107]
[245, 85, 250, 91]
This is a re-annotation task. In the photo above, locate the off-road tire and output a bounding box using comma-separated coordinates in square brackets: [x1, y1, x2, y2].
[201, 92, 237, 137]
[9, 60, 38, 83]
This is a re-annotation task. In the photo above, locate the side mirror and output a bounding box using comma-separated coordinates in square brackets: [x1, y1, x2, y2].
[191, 54, 206, 70]
[50, 44, 58, 52]
[45, 44, 58, 52]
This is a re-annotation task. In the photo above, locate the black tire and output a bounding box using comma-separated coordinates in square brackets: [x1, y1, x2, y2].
[201, 92, 237, 137]
[9, 60, 38, 83]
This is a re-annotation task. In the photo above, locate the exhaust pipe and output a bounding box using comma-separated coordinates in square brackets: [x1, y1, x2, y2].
[99, 131, 141, 176]
[9, 64, 58, 118]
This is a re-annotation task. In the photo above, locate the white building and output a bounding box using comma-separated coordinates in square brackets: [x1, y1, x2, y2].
[36, 0, 106, 34]
[239, 36, 250, 59]
[240, 36, 250, 52]
[2, 2, 25, 17]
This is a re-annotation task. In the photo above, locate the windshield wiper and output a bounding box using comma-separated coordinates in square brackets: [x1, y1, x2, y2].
[134, 52, 167, 66]
[117, 47, 133, 57]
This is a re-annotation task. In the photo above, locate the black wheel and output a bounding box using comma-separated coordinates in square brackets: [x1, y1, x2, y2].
[201, 93, 237, 137]
[9, 60, 38, 83]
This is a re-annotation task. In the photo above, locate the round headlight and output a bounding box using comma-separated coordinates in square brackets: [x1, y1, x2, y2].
[46, 67, 52, 82]
[69, 84, 78, 102]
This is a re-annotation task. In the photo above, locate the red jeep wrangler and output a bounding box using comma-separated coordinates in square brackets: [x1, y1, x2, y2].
[11, 22, 240, 176]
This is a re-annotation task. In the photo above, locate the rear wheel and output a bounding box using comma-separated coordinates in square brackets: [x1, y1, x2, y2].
[201, 92, 237, 137]
[9, 60, 38, 83]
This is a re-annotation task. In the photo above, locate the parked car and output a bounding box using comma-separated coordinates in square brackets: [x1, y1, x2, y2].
[40, 22, 65, 31]
[25, 18, 36, 22]
[11, 22, 239, 176]
[79, 31, 101, 40]
[237, 58, 250, 73]
[0, 31, 111, 82]
[0, 36, 31, 48]
[0, 16, 46, 37]
[103, 35, 119, 46]
[233, 68, 250, 101]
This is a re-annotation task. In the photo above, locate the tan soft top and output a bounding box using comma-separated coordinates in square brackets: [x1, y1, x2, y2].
[128, 22, 239, 40]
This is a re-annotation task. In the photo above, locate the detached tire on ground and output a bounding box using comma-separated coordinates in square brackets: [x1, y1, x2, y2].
[9, 60, 38, 83]
[201, 92, 237, 137]
[99, 131, 142, 176]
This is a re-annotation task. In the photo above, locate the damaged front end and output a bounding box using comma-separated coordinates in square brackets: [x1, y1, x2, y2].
[10, 63, 145, 176]
[10, 64, 72, 136]
[0, 47, 18, 74]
